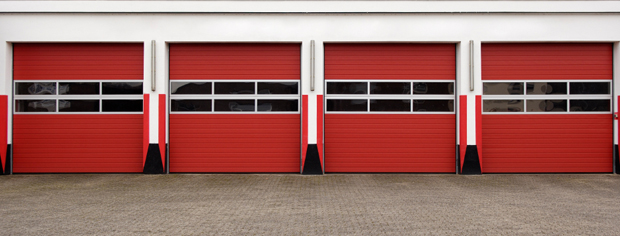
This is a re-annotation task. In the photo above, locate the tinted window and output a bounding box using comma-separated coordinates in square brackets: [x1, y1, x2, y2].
[58, 82, 99, 95]
[413, 100, 454, 112]
[326, 99, 367, 111]
[102, 100, 143, 112]
[258, 82, 298, 94]
[570, 99, 610, 112]
[570, 82, 610, 94]
[15, 100, 56, 112]
[171, 99, 212, 112]
[526, 82, 567, 95]
[214, 82, 254, 94]
[483, 100, 523, 112]
[369, 82, 410, 94]
[413, 82, 454, 95]
[257, 99, 298, 112]
[215, 100, 254, 111]
[370, 100, 410, 112]
[326, 82, 367, 94]
[58, 100, 99, 112]
[102, 82, 143, 95]
[15, 82, 56, 95]
[526, 100, 567, 112]
[171, 82, 212, 94]
[483, 83, 523, 95]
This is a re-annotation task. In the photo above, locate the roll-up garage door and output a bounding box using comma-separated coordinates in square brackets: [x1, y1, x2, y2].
[324, 44, 456, 172]
[481, 43, 613, 173]
[12, 43, 144, 173]
[169, 43, 301, 172]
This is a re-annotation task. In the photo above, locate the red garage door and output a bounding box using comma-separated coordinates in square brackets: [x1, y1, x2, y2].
[12, 43, 144, 173]
[481, 43, 613, 173]
[169, 43, 301, 172]
[324, 43, 456, 172]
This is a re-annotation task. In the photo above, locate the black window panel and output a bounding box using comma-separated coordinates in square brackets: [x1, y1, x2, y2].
[370, 100, 410, 112]
[570, 99, 610, 112]
[102, 100, 143, 112]
[483, 82, 524, 95]
[257, 99, 298, 112]
[413, 82, 454, 95]
[171, 99, 212, 112]
[15, 100, 56, 112]
[413, 100, 454, 112]
[526, 100, 567, 112]
[171, 82, 212, 94]
[58, 100, 100, 112]
[569, 82, 610, 94]
[215, 100, 255, 112]
[15, 82, 56, 95]
[214, 82, 255, 94]
[102, 82, 143, 95]
[483, 100, 524, 112]
[526, 82, 567, 95]
[258, 82, 299, 94]
[369, 82, 410, 95]
[326, 82, 367, 94]
[59, 82, 99, 95]
[326, 99, 367, 111]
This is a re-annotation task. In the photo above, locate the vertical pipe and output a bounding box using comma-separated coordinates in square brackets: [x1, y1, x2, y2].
[469, 40, 474, 91]
[151, 40, 156, 92]
[310, 40, 315, 91]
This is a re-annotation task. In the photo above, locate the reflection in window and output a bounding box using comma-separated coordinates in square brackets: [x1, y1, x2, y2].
[526, 82, 567, 95]
[413, 82, 454, 94]
[370, 100, 410, 112]
[369, 82, 410, 94]
[15, 82, 56, 95]
[257, 100, 298, 112]
[171, 82, 212, 94]
[58, 100, 100, 112]
[483, 100, 523, 112]
[526, 100, 567, 112]
[102, 82, 143, 95]
[171, 99, 212, 112]
[15, 100, 56, 112]
[413, 100, 454, 112]
[102, 100, 143, 112]
[326, 82, 367, 94]
[215, 100, 255, 111]
[570, 82, 610, 94]
[214, 82, 254, 94]
[570, 100, 610, 112]
[483, 82, 523, 95]
[326, 99, 367, 111]
[258, 82, 298, 94]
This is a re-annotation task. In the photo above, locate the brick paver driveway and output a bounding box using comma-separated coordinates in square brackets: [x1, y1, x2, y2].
[1, 174, 619, 235]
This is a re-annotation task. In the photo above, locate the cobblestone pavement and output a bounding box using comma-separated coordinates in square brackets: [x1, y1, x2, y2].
[0, 174, 619, 235]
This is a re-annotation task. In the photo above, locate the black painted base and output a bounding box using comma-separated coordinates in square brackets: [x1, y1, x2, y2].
[143, 143, 165, 174]
[615, 144, 619, 174]
[2, 144, 11, 175]
[462, 145, 481, 175]
[302, 144, 323, 175]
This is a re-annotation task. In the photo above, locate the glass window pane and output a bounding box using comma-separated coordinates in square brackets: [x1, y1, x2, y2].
[369, 82, 410, 94]
[258, 82, 298, 94]
[102, 82, 143, 95]
[15, 100, 56, 112]
[526, 82, 567, 95]
[257, 99, 298, 112]
[526, 100, 567, 112]
[570, 99, 610, 112]
[59, 82, 99, 95]
[102, 100, 143, 112]
[214, 100, 255, 111]
[58, 100, 99, 112]
[483, 100, 524, 112]
[171, 99, 212, 112]
[326, 99, 367, 111]
[326, 82, 367, 94]
[370, 100, 410, 112]
[15, 82, 56, 95]
[412, 100, 454, 112]
[570, 82, 610, 94]
[171, 82, 212, 94]
[413, 82, 454, 95]
[214, 82, 254, 94]
[483, 82, 524, 95]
